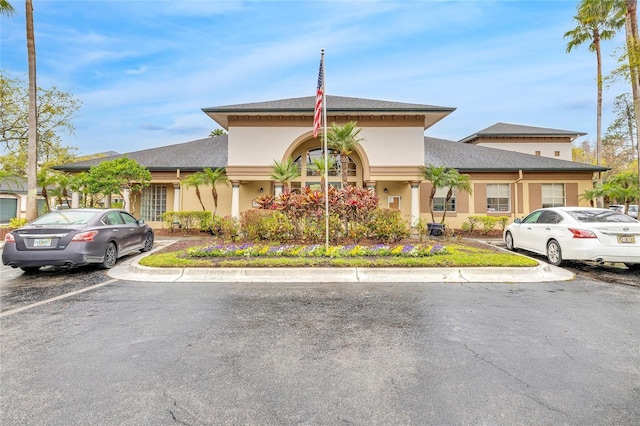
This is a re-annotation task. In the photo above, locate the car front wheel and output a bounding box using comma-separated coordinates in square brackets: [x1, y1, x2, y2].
[99, 242, 118, 269]
[505, 231, 515, 251]
[546, 240, 563, 266]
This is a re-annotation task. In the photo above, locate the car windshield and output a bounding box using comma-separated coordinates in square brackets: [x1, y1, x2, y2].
[30, 211, 96, 225]
[565, 210, 637, 223]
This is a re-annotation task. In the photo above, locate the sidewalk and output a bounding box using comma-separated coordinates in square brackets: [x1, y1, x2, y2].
[108, 238, 575, 283]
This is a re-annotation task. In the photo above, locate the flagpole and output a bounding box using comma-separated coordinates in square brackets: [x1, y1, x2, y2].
[321, 49, 329, 251]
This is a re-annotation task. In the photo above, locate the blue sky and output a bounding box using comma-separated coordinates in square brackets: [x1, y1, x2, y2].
[0, 0, 630, 156]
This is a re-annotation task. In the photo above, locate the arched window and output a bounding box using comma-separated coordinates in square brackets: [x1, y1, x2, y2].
[291, 147, 359, 190]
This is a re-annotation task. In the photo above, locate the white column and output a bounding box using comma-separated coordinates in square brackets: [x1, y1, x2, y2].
[123, 188, 131, 212]
[231, 180, 240, 218]
[104, 194, 112, 208]
[410, 180, 421, 227]
[71, 191, 80, 208]
[173, 183, 181, 212]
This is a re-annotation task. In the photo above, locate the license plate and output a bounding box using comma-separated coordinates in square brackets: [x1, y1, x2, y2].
[33, 238, 52, 247]
[617, 235, 636, 244]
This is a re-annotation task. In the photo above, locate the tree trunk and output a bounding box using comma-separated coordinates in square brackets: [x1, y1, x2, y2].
[595, 29, 604, 208]
[195, 188, 206, 211]
[627, 0, 640, 196]
[26, 0, 38, 220]
[340, 155, 349, 188]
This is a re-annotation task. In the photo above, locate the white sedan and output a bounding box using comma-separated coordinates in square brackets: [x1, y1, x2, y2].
[504, 207, 640, 269]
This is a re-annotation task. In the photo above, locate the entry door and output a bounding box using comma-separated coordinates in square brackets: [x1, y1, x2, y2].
[388, 196, 401, 210]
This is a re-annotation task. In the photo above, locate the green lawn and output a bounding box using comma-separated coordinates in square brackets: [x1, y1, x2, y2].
[139, 241, 538, 268]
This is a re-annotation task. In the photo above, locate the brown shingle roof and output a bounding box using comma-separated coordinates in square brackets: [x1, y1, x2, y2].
[459, 122, 586, 144]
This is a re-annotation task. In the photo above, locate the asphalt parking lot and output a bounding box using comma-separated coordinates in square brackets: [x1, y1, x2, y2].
[1, 260, 639, 425]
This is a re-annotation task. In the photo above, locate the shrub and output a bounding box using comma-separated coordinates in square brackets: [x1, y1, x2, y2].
[211, 215, 240, 241]
[162, 211, 212, 234]
[497, 216, 510, 231]
[367, 209, 410, 243]
[414, 218, 430, 242]
[465, 216, 481, 233]
[261, 211, 295, 242]
[480, 216, 498, 234]
[9, 217, 28, 229]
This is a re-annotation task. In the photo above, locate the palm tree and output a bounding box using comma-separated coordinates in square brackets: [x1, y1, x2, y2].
[327, 121, 364, 188]
[270, 158, 300, 193]
[36, 168, 57, 213]
[565, 0, 624, 207]
[307, 155, 337, 190]
[419, 165, 448, 223]
[0, 1, 16, 15]
[181, 173, 208, 211]
[49, 172, 72, 208]
[209, 129, 226, 137]
[201, 167, 228, 215]
[439, 169, 472, 225]
[25, 0, 38, 220]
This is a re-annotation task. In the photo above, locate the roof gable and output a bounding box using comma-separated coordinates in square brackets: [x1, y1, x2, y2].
[202, 95, 455, 129]
[425, 136, 605, 172]
[459, 122, 586, 144]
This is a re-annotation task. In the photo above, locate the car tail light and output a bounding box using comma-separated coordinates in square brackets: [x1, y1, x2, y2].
[568, 228, 597, 239]
[4, 233, 15, 243]
[71, 230, 99, 242]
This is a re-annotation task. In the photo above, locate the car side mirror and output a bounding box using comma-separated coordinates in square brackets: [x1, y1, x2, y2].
[514, 218, 523, 224]
[137, 219, 145, 225]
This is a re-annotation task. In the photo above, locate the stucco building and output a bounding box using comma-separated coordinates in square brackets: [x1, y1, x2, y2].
[53, 95, 605, 230]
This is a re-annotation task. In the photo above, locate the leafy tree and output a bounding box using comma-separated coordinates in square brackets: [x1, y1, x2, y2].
[209, 129, 226, 137]
[327, 121, 364, 188]
[1, 73, 81, 174]
[201, 167, 228, 215]
[419, 164, 448, 223]
[565, 0, 624, 207]
[182, 173, 208, 211]
[85, 157, 152, 213]
[270, 158, 300, 192]
[604, 171, 640, 210]
[439, 169, 472, 225]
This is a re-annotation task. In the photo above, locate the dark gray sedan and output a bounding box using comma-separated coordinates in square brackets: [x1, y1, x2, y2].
[2, 208, 154, 272]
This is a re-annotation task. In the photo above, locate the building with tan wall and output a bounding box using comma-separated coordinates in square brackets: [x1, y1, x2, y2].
[57, 95, 606, 230]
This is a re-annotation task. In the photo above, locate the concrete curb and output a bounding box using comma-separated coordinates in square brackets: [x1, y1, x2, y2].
[108, 240, 575, 283]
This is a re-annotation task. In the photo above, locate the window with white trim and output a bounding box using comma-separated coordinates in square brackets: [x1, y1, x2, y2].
[486, 184, 510, 212]
[141, 184, 167, 221]
[433, 187, 456, 212]
[541, 183, 565, 207]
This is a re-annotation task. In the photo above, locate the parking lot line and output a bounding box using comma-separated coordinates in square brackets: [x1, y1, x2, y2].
[0, 278, 119, 318]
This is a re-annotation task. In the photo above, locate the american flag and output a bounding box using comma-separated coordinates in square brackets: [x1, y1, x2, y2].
[313, 56, 324, 138]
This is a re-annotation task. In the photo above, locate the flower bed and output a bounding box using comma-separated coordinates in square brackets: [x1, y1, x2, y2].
[187, 243, 448, 258]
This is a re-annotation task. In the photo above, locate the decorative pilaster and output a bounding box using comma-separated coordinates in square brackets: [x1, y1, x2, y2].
[409, 180, 421, 226]
[231, 180, 241, 218]
[173, 183, 181, 212]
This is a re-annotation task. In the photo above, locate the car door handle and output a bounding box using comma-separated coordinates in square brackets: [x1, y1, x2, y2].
[112, 229, 119, 232]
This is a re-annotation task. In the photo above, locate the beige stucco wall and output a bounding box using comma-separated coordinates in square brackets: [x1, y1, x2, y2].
[228, 125, 425, 168]
[228, 127, 311, 165]
[478, 142, 572, 161]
